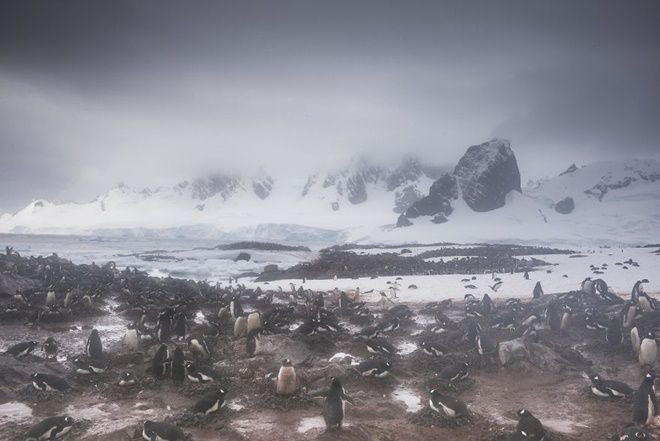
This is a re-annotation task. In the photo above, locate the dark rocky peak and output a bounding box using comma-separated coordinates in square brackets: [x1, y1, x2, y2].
[454, 138, 521, 212]
[186, 174, 243, 201]
[252, 173, 274, 200]
[559, 163, 578, 176]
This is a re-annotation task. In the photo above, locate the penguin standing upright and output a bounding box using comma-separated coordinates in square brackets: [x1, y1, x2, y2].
[157, 311, 172, 342]
[560, 306, 573, 331]
[276, 359, 297, 396]
[515, 409, 545, 440]
[247, 311, 262, 334]
[639, 332, 657, 367]
[171, 347, 185, 383]
[172, 312, 187, 340]
[545, 302, 561, 332]
[234, 316, 248, 338]
[86, 329, 103, 359]
[533, 281, 543, 299]
[230, 295, 244, 319]
[606, 317, 624, 346]
[631, 324, 643, 356]
[152, 344, 169, 379]
[633, 373, 657, 425]
[323, 377, 353, 429]
[42, 337, 58, 359]
[123, 328, 140, 352]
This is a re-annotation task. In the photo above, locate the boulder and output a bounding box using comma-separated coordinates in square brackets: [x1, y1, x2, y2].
[454, 138, 521, 212]
[396, 214, 413, 228]
[554, 197, 575, 214]
[263, 264, 279, 273]
[235, 252, 251, 262]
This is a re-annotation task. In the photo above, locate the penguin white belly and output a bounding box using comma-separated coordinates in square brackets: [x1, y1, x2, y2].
[591, 387, 609, 398]
[55, 426, 71, 438]
[647, 394, 655, 425]
[607, 388, 624, 397]
[375, 370, 389, 378]
[439, 402, 456, 418]
[639, 340, 658, 365]
[206, 400, 220, 414]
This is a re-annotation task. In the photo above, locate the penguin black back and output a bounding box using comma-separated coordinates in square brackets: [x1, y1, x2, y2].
[171, 346, 185, 383]
[633, 373, 657, 425]
[86, 329, 103, 359]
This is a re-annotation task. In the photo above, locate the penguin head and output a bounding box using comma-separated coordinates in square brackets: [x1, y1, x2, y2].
[517, 408, 530, 417]
[30, 373, 40, 380]
[282, 359, 292, 367]
[28, 341, 38, 347]
[588, 374, 601, 384]
[90, 329, 99, 337]
[63, 416, 74, 426]
[641, 279, 649, 284]
[384, 361, 392, 368]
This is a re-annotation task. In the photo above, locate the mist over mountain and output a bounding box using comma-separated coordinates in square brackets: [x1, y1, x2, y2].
[1, 139, 658, 246]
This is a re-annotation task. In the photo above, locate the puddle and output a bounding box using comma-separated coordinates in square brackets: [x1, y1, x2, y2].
[0, 402, 33, 422]
[392, 386, 423, 413]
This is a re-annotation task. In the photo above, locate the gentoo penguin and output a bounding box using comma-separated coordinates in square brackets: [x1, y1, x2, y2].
[191, 389, 227, 415]
[246, 311, 262, 334]
[4, 341, 38, 357]
[42, 337, 58, 359]
[420, 339, 447, 357]
[185, 361, 219, 383]
[606, 317, 624, 346]
[581, 278, 595, 295]
[323, 377, 353, 429]
[515, 409, 545, 440]
[86, 329, 103, 359]
[230, 295, 244, 319]
[476, 331, 497, 356]
[560, 306, 573, 331]
[25, 416, 74, 441]
[584, 309, 608, 330]
[63, 290, 73, 308]
[617, 426, 651, 440]
[31, 373, 71, 393]
[482, 293, 495, 315]
[276, 359, 297, 396]
[631, 279, 648, 304]
[631, 324, 643, 356]
[188, 336, 211, 360]
[152, 344, 169, 379]
[123, 328, 140, 351]
[429, 389, 469, 419]
[118, 371, 137, 387]
[588, 374, 633, 398]
[157, 311, 172, 342]
[171, 347, 185, 383]
[638, 332, 657, 367]
[545, 302, 561, 332]
[364, 338, 396, 356]
[355, 359, 392, 378]
[46, 290, 57, 306]
[234, 315, 248, 337]
[73, 356, 108, 374]
[533, 281, 543, 299]
[524, 271, 529, 280]
[359, 325, 380, 339]
[172, 312, 187, 340]
[638, 293, 656, 313]
[246, 329, 259, 357]
[142, 420, 185, 441]
[438, 362, 469, 384]
[623, 301, 642, 328]
[632, 373, 657, 425]
[376, 317, 400, 333]
[296, 318, 319, 336]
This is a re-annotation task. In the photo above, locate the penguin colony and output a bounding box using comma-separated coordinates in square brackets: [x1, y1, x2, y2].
[0, 246, 659, 440]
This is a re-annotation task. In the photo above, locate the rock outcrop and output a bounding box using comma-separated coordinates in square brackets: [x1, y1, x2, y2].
[554, 197, 575, 214]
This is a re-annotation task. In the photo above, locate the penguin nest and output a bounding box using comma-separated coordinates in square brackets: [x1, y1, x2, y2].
[249, 376, 314, 410]
[407, 407, 472, 428]
[428, 377, 476, 394]
[14, 385, 70, 403]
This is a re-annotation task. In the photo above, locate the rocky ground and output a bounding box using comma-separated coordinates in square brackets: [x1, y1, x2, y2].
[0, 247, 658, 441]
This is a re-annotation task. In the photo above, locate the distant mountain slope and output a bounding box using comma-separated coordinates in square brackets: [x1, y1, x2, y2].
[1, 141, 658, 246]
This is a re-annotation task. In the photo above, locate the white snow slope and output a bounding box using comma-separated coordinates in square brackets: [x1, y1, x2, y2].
[1, 158, 659, 246]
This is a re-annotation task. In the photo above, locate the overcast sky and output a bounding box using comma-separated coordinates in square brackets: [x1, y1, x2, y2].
[1, 0, 659, 212]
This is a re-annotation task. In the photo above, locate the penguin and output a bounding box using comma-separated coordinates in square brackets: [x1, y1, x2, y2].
[631, 324, 643, 356]
[482, 293, 495, 314]
[123, 329, 140, 352]
[86, 329, 103, 359]
[584, 309, 608, 330]
[191, 389, 227, 415]
[617, 426, 650, 440]
[118, 371, 137, 387]
[638, 292, 656, 313]
[466, 320, 482, 347]
[230, 295, 244, 319]
[364, 338, 396, 356]
[638, 332, 657, 367]
[420, 339, 447, 357]
[142, 420, 185, 441]
[188, 336, 211, 360]
[63, 290, 73, 308]
[73, 356, 108, 374]
[533, 281, 543, 299]
[157, 311, 172, 342]
[246, 329, 259, 357]
[296, 318, 319, 336]
[171, 347, 185, 383]
[31, 373, 71, 393]
[323, 377, 353, 429]
[355, 359, 392, 378]
[42, 337, 58, 359]
[376, 317, 400, 333]
[359, 325, 380, 339]
[25, 416, 74, 441]
[172, 312, 187, 340]
[152, 344, 169, 379]
[246, 311, 262, 334]
[633, 373, 657, 425]
[515, 409, 545, 440]
[46, 290, 57, 306]
[476, 331, 497, 356]
[276, 359, 297, 396]
[429, 389, 469, 419]
[588, 374, 633, 398]
[623, 301, 642, 328]
[234, 315, 248, 338]
[606, 317, 624, 346]
[4, 341, 38, 357]
[545, 302, 561, 332]
[185, 361, 219, 383]
[524, 271, 529, 280]
[581, 278, 595, 295]
[438, 362, 469, 384]
[631, 279, 648, 304]
[560, 306, 573, 331]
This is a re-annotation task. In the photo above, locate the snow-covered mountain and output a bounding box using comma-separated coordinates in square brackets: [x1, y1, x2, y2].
[1, 140, 658, 246]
